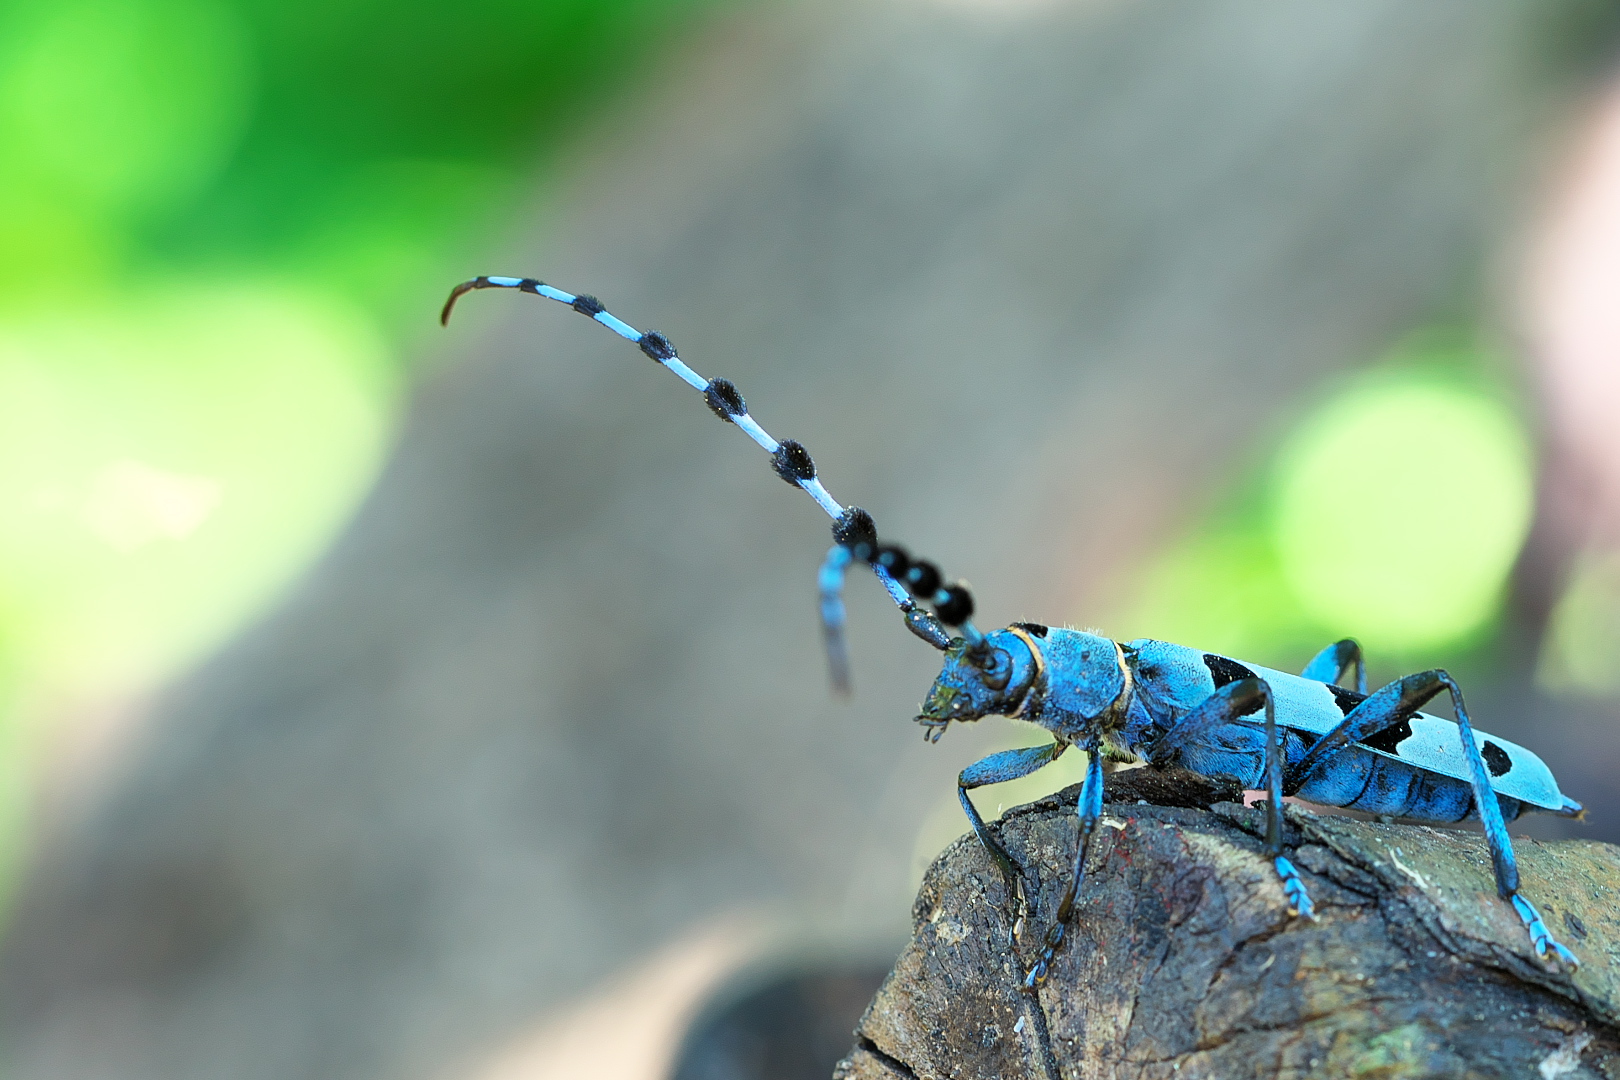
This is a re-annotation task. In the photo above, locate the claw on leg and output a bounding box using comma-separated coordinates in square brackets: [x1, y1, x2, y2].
[1274, 855, 1316, 920]
[1006, 875, 1036, 946]
[1512, 894, 1580, 968]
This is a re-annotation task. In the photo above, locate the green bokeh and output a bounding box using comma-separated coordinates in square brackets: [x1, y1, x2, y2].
[0, 283, 391, 686]
[0, 0, 251, 215]
[0, 0, 728, 917]
[1539, 554, 1620, 695]
[1117, 334, 1534, 675]
[1271, 370, 1532, 652]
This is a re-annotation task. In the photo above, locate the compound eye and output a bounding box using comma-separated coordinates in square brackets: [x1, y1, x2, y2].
[979, 647, 1012, 691]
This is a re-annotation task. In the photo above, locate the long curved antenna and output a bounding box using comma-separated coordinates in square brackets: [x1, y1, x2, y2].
[818, 542, 955, 693]
[443, 276, 978, 687]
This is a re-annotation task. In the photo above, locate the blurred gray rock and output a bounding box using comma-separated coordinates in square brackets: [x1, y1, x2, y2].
[1, 1, 1607, 1079]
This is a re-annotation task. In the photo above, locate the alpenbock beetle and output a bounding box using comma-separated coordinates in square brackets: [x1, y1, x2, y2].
[442, 275, 1583, 988]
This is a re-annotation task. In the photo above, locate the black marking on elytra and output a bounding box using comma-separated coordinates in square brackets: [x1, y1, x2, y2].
[1012, 621, 1049, 638]
[935, 584, 974, 626]
[1362, 718, 1413, 756]
[704, 378, 744, 420]
[571, 293, 605, 316]
[1203, 654, 1257, 689]
[832, 507, 876, 555]
[638, 330, 677, 361]
[1482, 741, 1513, 777]
[771, 440, 815, 484]
[1329, 685, 1366, 716]
[905, 561, 942, 599]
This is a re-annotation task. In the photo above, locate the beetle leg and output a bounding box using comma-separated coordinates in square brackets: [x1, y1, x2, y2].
[1290, 669, 1578, 968]
[959, 743, 1067, 941]
[1285, 670, 1450, 793]
[1436, 672, 1579, 968]
[1145, 677, 1315, 920]
[1145, 677, 1268, 767]
[1300, 638, 1366, 693]
[1024, 748, 1104, 991]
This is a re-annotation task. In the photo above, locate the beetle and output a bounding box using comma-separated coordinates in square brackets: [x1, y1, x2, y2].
[442, 275, 1583, 988]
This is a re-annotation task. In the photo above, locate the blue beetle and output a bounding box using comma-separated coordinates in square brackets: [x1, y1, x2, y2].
[923, 625, 1582, 987]
[442, 275, 1583, 990]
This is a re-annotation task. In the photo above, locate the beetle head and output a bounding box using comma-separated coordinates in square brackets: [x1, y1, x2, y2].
[916, 630, 1038, 741]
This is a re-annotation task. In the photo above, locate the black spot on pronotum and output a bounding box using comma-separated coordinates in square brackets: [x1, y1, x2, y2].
[1482, 740, 1513, 777]
[1203, 654, 1257, 689]
[905, 561, 942, 599]
[639, 330, 677, 361]
[934, 583, 974, 626]
[832, 507, 876, 550]
[1328, 685, 1367, 716]
[1011, 621, 1048, 638]
[770, 440, 816, 484]
[704, 378, 744, 420]
[571, 293, 605, 316]
[1362, 718, 1413, 755]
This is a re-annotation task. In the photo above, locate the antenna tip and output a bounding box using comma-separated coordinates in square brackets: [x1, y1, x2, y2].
[441, 277, 486, 326]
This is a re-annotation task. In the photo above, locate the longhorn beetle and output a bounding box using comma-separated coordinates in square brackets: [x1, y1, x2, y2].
[443, 275, 1584, 988]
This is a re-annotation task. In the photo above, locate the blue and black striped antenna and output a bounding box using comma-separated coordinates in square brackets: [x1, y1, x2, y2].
[442, 275, 989, 692]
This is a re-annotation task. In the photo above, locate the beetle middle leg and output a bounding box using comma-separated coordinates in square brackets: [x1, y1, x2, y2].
[1287, 670, 1579, 967]
[1145, 677, 1316, 920]
[1022, 746, 1104, 991]
[958, 743, 1068, 941]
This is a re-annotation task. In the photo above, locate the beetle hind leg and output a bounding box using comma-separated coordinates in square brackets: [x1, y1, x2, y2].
[1512, 894, 1579, 967]
[1290, 668, 1578, 967]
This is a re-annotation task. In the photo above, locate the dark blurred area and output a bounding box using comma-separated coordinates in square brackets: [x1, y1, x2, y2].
[5, 1, 1620, 1079]
[669, 967, 889, 1080]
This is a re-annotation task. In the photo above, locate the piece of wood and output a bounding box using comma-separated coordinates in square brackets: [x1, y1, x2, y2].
[837, 769, 1620, 1080]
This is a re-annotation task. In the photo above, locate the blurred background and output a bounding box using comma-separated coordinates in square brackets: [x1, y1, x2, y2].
[3, 0, 1620, 1077]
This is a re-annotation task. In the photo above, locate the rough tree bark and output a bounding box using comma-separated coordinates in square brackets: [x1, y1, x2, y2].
[837, 769, 1620, 1080]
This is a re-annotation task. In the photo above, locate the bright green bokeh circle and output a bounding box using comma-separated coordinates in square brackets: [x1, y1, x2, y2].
[0, 0, 252, 217]
[1269, 376, 1532, 652]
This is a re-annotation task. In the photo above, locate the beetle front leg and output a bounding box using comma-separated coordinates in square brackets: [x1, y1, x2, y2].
[958, 743, 1067, 941]
[1022, 748, 1104, 991]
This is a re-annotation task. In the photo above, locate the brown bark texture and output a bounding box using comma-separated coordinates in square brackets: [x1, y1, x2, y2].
[836, 769, 1620, 1080]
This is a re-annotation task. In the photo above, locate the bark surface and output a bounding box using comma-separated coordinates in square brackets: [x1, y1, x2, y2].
[837, 769, 1620, 1080]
